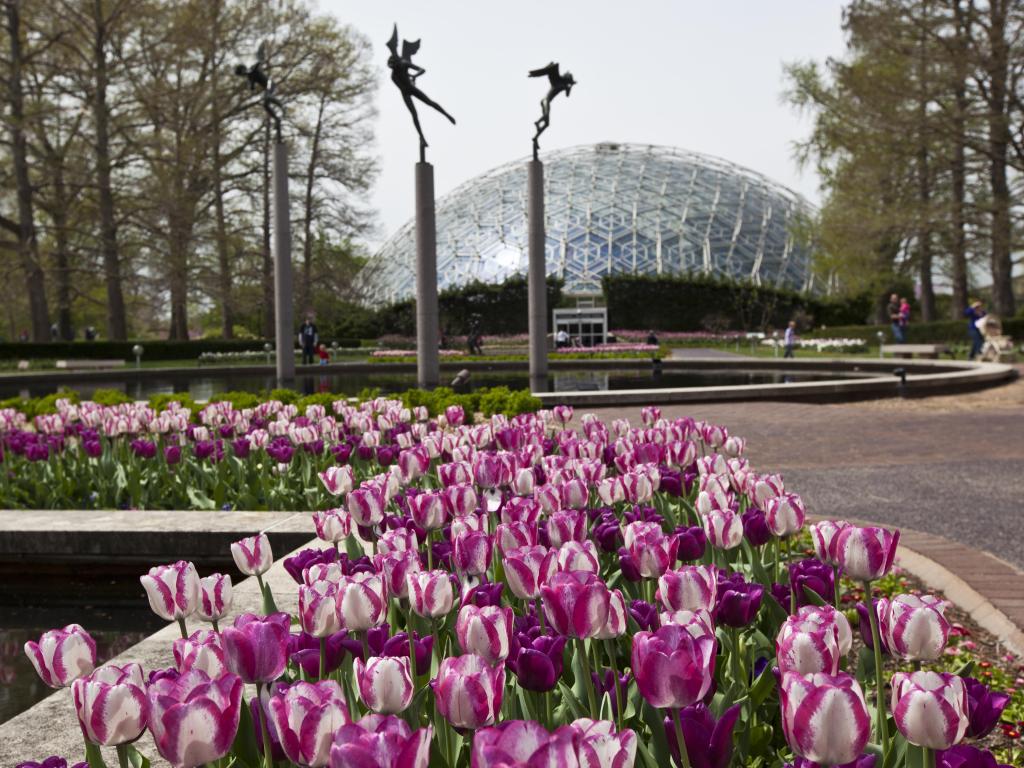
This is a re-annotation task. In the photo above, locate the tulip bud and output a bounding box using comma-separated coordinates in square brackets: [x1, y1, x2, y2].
[835, 526, 900, 581]
[330, 715, 433, 768]
[779, 671, 871, 767]
[632, 624, 716, 709]
[503, 545, 557, 600]
[230, 533, 273, 577]
[776, 615, 841, 675]
[24, 624, 96, 688]
[455, 605, 513, 664]
[267, 680, 350, 767]
[336, 573, 387, 632]
[434, 654, 505, 729]
[891, 671, 969, 749]
[408, 492, 447, 531]
[221, 613, 290, 683]
[173, 629, 226, 677]
[540, 571, 612, 639]
[764, 493, 806, 537]
[72, 663, 149, 746]
[313, 509, 353, 544]
[658, 565, 718, 613]
[148, 669, 244, 767]
[140, 560, 201, 622]
[407, 570, 454, 618]
[198, 573, 232, 623]
[355, 656, 414, 714]
[555, 540, 601, 574]
[809, 520, 850, 566]
[882, 594, 950, 661]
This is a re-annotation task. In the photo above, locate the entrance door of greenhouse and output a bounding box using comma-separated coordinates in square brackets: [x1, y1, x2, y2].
[552, 307, 607, 348]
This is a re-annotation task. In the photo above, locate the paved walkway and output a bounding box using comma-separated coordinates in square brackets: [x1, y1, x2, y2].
[669, 346, 753, 359]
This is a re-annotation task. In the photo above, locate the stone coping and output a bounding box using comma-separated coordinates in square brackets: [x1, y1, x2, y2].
[533, 360, 1015, 406]
[0, 510, 311, 565]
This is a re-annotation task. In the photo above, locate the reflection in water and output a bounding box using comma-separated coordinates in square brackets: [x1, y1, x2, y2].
[0, 568, 165, 724]
[1, 367, 859, 400]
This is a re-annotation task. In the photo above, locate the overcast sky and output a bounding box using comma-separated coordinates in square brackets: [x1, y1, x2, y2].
[322, 0, 848, 247]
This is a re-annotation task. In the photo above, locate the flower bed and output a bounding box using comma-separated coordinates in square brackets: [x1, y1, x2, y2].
[13, 401, 1022, 768]
[761, 337, 869, 353]
[369, 349, 466, 358]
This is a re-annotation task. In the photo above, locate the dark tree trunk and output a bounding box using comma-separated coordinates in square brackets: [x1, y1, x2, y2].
[91, 0, 127, 340]
[4, 0, 50, 341]
[916, 13, 935, 324]
[983, 0, 1016, 316]
[261, 119, 274, 338]
[949, 0, 969, 318]
[300, 94, 326, 315]
[51, 166, 74, 340]
[210, 1, 232, 339]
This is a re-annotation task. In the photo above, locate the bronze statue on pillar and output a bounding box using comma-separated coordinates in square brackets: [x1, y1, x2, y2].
[529, 62, 576, 159]
[235, 42, 284, 143]
[386, 25, 455, 162]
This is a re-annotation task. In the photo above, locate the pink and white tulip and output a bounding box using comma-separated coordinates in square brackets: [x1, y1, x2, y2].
[434, 654, 505, 729]
[779, 671, 871, 767]
[329, 715, 432, 768]
[354, 656, 414, 714]
[763, 493, 806, 537]
[882, 594, 950, 662]
[313, 509, 352, 544]
[24, 624, 96, 688]
[173, 630, 226, 677]
[147, 669, 243, 768]
[407, 570, 454, 618]
[140, 560, 200, 622]
[198, 573, 232, 623]
[835, 526, 900, 581]
[503, 545, 557, 600]
[336, 573, 387, 632]
[72, 663, 149, 746]
[657, 565, 718, 613]
[230, 534, 273, 577]
[267, 680, 351, 767]
[455, 604, 514, 664]
[540, 571, 612, 639]
[890, 671, 969, 749]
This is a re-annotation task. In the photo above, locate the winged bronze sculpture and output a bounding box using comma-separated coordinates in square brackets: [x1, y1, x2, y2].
[529, 62, 576, 159]
[387, 24, 455, 161]
[234, 42, 284, 142]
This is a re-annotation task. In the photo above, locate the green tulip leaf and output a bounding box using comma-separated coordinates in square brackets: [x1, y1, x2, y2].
[123, 745, 150, 768]
[557, 681, 587, 721]
[801, 585, 828, 607]
[84, 742, 108, 768]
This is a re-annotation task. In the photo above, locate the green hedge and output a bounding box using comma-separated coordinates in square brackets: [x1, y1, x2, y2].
[804, 318, 1024, 344]
[602, 274, 867, 332]
[0, 338, 362, 362]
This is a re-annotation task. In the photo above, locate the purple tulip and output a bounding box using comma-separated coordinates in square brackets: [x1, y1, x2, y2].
[855, 599, 890, 654]
[15, 758, 87, 768]
[632, 623, 716, 709]
[284, 547, 341, 584]
[129, 438, 156, 459]
[461, 581, 505, 608]
[221, 613, 290, 683]
[147, 669, 243, 767]
[788, 558, 835, 607]
[71, 663, 149, 746]
[741, 509, 772, 547]
[629, 599, 659, 631]
[288, 631, 353, 678]
[434, 654, 505, 729]
[164, 444, 182, 464]
[591, 669, 633, 716]
[715, 573, 763, 628]
[83, 439, 103, 458]
[780, 671, 872, 767]
[329, 714, 432, 768]
[937, 745, 1013, 768]
[471, 720, 576, 768]
[664, 703, 741, 768]
[267, 680, 350, 767]
[456, 604, 513, 664]
[961, 676, 1011, 739]
[674, 525, 707, 562]
[24, 624, 96, 688]
[508, 634, 566, 692]
[541, 570, 612, 639]
[786, 757, 878, 768]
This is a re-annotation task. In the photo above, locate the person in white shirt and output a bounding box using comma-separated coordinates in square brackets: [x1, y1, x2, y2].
[783, 321, 797, 358]
[555, 329, 570, 348]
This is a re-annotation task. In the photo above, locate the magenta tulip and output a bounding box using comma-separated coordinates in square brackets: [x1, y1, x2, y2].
[221, 613, 290, 683]
[891, 671, 969, 750]
[623, 521, 679, 577]
[657, 566, 718, 613]
[834, 526, 900, 582]
[779, 671, 871, 767]
[453, 530, 493, 577]
[147, 669, 243, 767]
[455, 604, 513, 664]
[631, 624, 716, 709]
[541, 570, 612, 639]
[504, 545, 557, 600]
[140, 560, 200, 622]
[354, 656, 414, 714]
[24, 624, 96, 689]
[434, 654, 505, 729]
[407, 569, 454, 618]
[471, 720, 576, 768]
[267, 680, 351, 767]
[72, 663, 149, 746]
[173, 630, 227, 677]
[329, 714, 432, 768]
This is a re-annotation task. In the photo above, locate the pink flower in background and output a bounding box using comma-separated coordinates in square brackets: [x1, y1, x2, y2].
[197, 574, 232, 623]
[24, 624, 96, 688]
[230, 534, 273, 577]
[140, 560, 200, 622]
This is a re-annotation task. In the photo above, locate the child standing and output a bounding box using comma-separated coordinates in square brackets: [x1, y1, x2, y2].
[317, 343, 330, 365]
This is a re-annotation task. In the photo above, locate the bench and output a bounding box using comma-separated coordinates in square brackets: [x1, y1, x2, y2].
[880, 344, 949, 359]
[55, 359, 126, 370]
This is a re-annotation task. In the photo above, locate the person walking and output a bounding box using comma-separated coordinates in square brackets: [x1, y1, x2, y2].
[887, 293, 905, 343]
[965, 300, 986, 360]
[783, 320, 797, 358]
[899, 296, 911, 338]
[297, 314, 318, 365]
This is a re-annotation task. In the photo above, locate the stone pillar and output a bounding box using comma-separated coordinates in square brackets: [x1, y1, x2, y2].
[527, 158, 548, 391]
[273, 141, 295, 383]
[415, 161, 439, 388]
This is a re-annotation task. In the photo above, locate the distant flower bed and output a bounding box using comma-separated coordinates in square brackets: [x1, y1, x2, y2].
[762, 337, 868, 353]
[554, 342, 658, 354]
[613, 329, 749, 342]
[370, 349, 465, 358]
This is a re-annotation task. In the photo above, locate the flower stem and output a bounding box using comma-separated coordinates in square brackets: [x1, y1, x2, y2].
[863, 579, 890, 754]
[832, 565, 840, 610]
[922, 746, 935, 768]
[671, 708, 693, 768]
[212, 618, 220, 633]
[604, 638, 624, 733]
[773, 536, 780, 585]
[576, 637, 599, 719]
[256, 685, 273, 768]
[115, 744, 129, 768]
[535, 597, 546, 633]
[177, 617, 188, 639]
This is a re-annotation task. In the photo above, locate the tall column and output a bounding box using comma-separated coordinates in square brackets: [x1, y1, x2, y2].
[527, 158, 548, 391]
[272, 141, 295, 383]
[415, 161, 439, 388]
